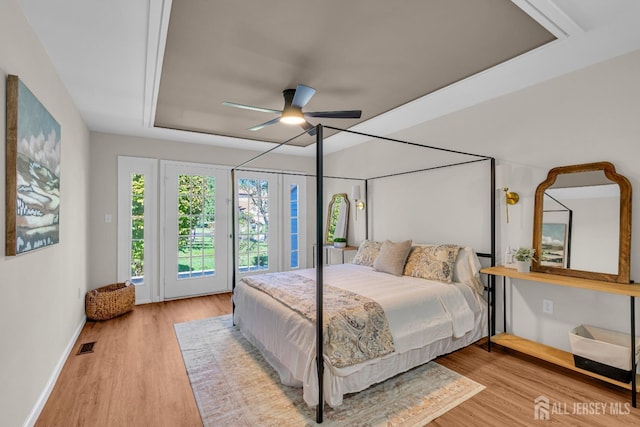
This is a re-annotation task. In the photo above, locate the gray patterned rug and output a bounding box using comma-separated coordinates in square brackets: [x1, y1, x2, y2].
[174, 315, 484, 426]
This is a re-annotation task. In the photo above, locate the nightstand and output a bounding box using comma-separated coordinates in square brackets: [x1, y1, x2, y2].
[312, 245, 358, 266]
[327, 245, 358, 264]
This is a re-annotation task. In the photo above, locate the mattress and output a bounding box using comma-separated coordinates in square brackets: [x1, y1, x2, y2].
[233, 263, 487, 407]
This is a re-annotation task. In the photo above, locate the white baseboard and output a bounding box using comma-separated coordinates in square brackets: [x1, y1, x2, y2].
[23, 316, 86, 427]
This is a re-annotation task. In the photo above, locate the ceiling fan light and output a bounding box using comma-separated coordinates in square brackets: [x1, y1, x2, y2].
[280, 108, 305, 125]
[280, 116, 305, 125]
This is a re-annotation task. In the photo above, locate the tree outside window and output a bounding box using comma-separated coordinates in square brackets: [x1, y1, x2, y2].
[237, 178, 269, 271]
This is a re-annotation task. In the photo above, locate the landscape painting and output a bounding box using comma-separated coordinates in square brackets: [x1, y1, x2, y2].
[5, 75, 61, 255]
[541, 223, 568, 268]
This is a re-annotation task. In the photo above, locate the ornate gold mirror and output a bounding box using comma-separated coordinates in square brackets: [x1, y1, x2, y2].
[326, 193, 349, 244]
[532, 162, 632, 283]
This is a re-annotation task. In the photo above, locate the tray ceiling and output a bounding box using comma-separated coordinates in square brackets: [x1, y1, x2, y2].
[154, 0, 555, 146]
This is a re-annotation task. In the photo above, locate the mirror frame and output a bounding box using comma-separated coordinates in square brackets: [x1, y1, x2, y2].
[532, 162, 632, 283]
[325, 193, 350, 244]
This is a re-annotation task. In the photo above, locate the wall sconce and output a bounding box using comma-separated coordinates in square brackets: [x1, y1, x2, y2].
[351, 185, 365, 220]
[495, 165, 519, 223]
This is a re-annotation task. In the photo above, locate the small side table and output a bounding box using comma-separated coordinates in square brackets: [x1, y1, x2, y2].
[312, 245, 358, 266]
[327, 245, 358, 264]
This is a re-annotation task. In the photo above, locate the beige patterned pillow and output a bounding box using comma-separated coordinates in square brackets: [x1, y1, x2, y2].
[373, 240, 413, 276]
[403, 244, 461, 283]
[352, 240, 382, 267]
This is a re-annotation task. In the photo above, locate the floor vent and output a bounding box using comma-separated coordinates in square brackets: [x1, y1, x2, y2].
[77, 342, 96, 355]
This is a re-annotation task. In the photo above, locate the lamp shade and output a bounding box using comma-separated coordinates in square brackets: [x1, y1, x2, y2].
[280, 107, 305, 124]
[351, 185, 361, 200]
[495, 164, 512, 189]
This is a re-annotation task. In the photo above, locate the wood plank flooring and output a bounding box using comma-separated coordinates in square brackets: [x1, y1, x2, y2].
[36, 294, 640, 426]
[36, 294, 231, 427]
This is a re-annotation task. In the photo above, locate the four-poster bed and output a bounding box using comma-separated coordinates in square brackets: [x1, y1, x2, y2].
[231, 125, 496, 423]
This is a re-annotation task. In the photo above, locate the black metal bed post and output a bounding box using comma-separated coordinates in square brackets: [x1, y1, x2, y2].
[364, 179, 369, 240]
[543, 193, 574, 269]
[489, 158, 496, 351]
[631, 296, 637, 408]
[315, 124, 325, 423]
[231, 168, 237, 325]
[566, 210, 573, 269]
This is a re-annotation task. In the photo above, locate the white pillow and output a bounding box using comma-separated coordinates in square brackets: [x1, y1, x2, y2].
[453, 246, 484, 294]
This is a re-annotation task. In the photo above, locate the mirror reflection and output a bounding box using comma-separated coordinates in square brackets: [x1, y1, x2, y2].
[541, 171, 620, 274]
[532, 162, 632, 283]
[326, 193, 349, 244]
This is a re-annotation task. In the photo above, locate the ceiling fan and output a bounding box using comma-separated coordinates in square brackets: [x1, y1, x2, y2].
[222, 84, 362, 136]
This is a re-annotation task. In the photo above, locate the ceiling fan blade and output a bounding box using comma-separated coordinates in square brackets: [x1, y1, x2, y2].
[300, 121, 316, 136]
[305, 110, 362, 119]
[248, 117, 281, 131]
[291, 84, 316, 108]
[222, 101, 282, 115]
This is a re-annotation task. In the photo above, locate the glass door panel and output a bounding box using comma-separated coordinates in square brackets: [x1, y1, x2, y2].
[164, 163, 229, 298]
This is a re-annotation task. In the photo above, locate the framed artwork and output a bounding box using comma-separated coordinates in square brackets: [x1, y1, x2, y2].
[541, 222, 569, 268]
[5, 75, 61, 255]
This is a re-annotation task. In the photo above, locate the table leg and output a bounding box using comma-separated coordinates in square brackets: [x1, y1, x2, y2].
[632, 296, 636, 408]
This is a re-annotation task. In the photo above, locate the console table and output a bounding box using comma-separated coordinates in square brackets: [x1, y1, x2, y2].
[481, 265, 639, 407]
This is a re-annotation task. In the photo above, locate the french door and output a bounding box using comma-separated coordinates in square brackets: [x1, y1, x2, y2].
[118, 159, 305, 301]
[162, 162, 230, 299]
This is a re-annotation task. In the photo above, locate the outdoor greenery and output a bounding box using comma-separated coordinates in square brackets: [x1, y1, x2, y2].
[178, 232, 215, 273]
[130, 174, 145, 277]
[237, 178, 269, 268]
[130, 173, 272, 278]
[177, 175, 216, 273]
[326, 197, 342, 243]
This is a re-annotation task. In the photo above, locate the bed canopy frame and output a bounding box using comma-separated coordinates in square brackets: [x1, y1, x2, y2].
[231, 125, 497, 423]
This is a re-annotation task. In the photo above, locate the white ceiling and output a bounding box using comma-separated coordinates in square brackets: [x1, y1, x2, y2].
[15, 0, 640, 156]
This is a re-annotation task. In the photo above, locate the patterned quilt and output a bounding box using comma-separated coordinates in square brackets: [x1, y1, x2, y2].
[242, 271, 395, 368]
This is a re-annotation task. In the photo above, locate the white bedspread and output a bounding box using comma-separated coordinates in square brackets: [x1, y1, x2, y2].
[233, 263, 485, 407]
[296, 264, 475, 351]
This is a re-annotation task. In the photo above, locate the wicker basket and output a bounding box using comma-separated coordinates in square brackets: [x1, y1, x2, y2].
[85, 282, 135, 321]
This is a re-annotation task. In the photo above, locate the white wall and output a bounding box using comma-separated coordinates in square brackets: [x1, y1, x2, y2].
[366, 161, 491, 251]
[89, 132, 315, 294]
[323, 138, 492, 250]
[0, 1, 91, 426]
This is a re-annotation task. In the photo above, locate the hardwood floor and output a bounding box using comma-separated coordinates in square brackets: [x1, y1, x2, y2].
[434, 342, 640, 426]
[37, 294, 640, 426]
[36, 294, 232, 427]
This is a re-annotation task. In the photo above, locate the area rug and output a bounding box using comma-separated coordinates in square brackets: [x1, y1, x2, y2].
[175, 315, 484, 426]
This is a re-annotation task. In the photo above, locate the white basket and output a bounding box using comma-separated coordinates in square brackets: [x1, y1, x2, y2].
[569, 325, 640, 372]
